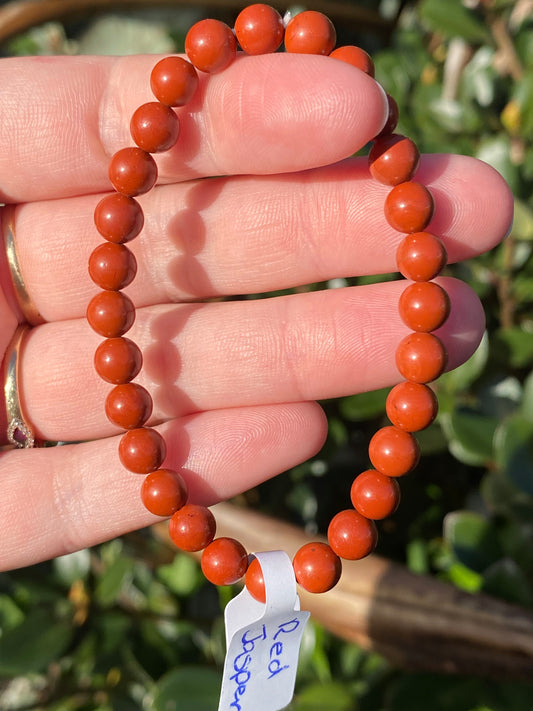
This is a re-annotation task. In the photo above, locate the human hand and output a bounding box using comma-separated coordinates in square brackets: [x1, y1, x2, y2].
[0, 52, 513, 570]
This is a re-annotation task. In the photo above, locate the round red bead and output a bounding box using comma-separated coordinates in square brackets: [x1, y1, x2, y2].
[396, 332, 448, 383]
[88, 242, 137, 291]
[329, 45, 374, 76]
[94, 193, 144, 244]
[94, 337, 142, 384]
[130, 102, 180, 153]
[234, 4, 284, 55]
[87, 290, 135, 337]
[384, 182, 435, 233]
[327, 509, 378, 560]
[105, 383, 153, 430]
[118, 427, 166, 474]
[398, 281, 450, 332]
[245, 556, 266, 603]
[292, 542, 342, 594]
[108, 147, 157, 197]
[368, 426, 420, 477]
[141, 468, 188, 517]
[396, 232, 447, 281]
[350, 469, 401, 520]
[369, 134, 420, 186]
[150, 56, 199, 107]
[375, 94, 399, 138]
[168, 504, 216, 552]
[185, 19, 237, 73]
[386, 381, 438, 431]
[284, 10, 336, 55]
[201, 537, 249, 586]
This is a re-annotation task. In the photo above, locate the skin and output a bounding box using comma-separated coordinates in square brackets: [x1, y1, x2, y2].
[0, 53, 513, 570]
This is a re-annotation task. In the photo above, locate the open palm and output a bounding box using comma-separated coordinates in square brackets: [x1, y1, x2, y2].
[0, 52, 513, 570]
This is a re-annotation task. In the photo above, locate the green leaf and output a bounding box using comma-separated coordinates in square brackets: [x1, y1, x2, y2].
[482, 558, 533, 606]
[520, 370, 533, 423]
[158, 554, 202, 597]
[511, 198, 533, 241]
[446, 562, 483, 592]
[53, 549, 91, 587]
[443, 511, 501, 572]
[477, 375, 522, 420]
[152, 666, 221, 711]
[94, 557, 135, 606]
[440, 408, 497, 467]
[339, 388, 388, 421]
[511, 73, 533, 136]
[476, 135, 521, 194]
[0, 594, 24, 632]
[493, 414, 533, 496]
[293, 681, 353, 710]
[438, 331, 488, 394]
[0, 610, 73, 675]
[419, 0, 489, 42]
[493, 328, 533, 369]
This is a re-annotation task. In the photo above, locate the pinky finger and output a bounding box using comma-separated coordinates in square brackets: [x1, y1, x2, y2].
[0, 401, 326, 571]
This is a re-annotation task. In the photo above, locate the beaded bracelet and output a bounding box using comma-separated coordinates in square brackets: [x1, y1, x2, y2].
[87, 4, 450, 602]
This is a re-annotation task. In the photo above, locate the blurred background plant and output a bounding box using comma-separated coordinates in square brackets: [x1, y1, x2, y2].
[1, 0, 533, 709]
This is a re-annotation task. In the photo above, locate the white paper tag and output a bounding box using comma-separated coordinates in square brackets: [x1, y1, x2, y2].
[218, 550, 310, 711]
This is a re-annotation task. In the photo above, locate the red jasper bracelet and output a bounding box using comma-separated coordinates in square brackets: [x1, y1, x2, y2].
[87, 4, 449, 601]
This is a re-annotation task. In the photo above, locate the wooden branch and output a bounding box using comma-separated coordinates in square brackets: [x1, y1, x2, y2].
[156, 502, 533, 681]
[0, 0, 392, 45]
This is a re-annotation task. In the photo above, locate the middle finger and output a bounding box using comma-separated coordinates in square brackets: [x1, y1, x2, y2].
[10, 153, 510, 321]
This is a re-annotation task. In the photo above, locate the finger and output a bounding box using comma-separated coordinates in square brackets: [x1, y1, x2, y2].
[0, 53, 386, 203]
[21, 277, 483, 443]
[9, 154, 512, 321]
[0, 401, 326, 570]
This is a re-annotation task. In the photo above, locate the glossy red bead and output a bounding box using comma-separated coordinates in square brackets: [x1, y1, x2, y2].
[350, 470, 401, 520]
[245, 556, 266, 602]
[86, 290, 135, 337]
[94, 337, 142, 384]
[168, 504, 216, 552]
[88, 242, 137, 291]
[284, 10, 336, 55]
[201, 537, 249, 586]
[368, 426, 420, 477]
[396, 332, 447, 383]
[328, 509, 378, 560]
[396, 232, 447, 281]
[384, 182, 435, 233]
[292, 542, 342, 594]
[108, 147, 158, 197]
[94, 193, 144, 244]
[105, 383, 153, 430]
[329, 45, 374, 76]
[369, 134, 420, 186]
[386, 381, 438, 431]
[118, 427, 166, 474]
[375, 94, 399, 138]
[398, 281, 450, 332]
[130, 102, 180, 154]
[234, 4, 284, 55]
[150, 56, 199, 107]
[185, 19, 237, 73]
[140, 468, 188, 516]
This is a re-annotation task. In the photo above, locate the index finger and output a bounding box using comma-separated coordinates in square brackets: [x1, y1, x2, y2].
[0, 53, 387, 203]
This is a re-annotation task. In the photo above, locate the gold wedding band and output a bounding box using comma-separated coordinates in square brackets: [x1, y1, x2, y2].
[3, 325, 36, 448]
[2, 207, 44, 325]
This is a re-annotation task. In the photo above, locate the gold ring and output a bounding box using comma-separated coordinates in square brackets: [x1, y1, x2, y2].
[3, 325, 37, 448]
[2, 207, 44, 325]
